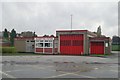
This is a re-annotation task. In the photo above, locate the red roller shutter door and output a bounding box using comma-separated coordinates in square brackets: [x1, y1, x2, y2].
[60, 34, 84, 55]
[90, 42, 104, 55]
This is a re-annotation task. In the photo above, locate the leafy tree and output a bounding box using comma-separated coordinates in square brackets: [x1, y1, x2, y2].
[50, 35, 54, 37]
[43, 34, 49, 37]
[3, 28, 9, 40]
[97, 25, 102, 37]
[33, 32, 37, 37]
[10, 29, 17, 46]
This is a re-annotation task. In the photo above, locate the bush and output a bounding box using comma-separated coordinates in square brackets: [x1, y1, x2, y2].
[1, 47, 17, 53]
[112, 45, 120, 51]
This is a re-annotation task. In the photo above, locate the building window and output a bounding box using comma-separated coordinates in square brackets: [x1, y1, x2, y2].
[106, 43, 108, 47]
[27, 40, 29, 42]
[40, 40, 43, 42]
[35, 39, 53, 48]
[50, 43, 53, 47]
[49, 40, 52, 42]
[36, 43, 43, 47]
[44, 43, 53, 47]
[31, 40, 35, 42]
[36, 40, 39, 42]
[45, 40, 48, 42]
[45, 43, 50, 47]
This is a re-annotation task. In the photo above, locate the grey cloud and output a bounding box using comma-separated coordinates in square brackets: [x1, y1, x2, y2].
[2, 2, 118, 37]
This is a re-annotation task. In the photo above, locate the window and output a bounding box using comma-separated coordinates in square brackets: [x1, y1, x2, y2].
[45, 40, 48, 42]
[45, 43, 53, 47]
[50, 43, 53, 47]
[27, 40, 29, 42]
[45, 43, 50, 47]
[31, 40, 35, 42]
[49, 40, 52, 42]
[40, 40, 43, 42]
[36, 43, 43, 47]
[36, 40, 39, 42]
[106, 43, 108, 47]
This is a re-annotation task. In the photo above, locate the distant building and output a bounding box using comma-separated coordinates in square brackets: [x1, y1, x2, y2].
[112, 36, 120, 45]
[20, 31, 37, 37]
[16, 33, 21, 37]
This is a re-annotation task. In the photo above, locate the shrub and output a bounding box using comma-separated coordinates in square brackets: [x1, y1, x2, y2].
[1, 47, 17, 53]
[112, 45, 120, 51]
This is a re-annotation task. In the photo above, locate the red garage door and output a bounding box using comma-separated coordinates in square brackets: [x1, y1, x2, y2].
[90, 42, 104, 55]
[60, 34, 84, 55]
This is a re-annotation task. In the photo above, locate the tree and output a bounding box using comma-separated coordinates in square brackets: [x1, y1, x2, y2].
[43, 34, 49, 37]
[10, 29, 17, 46]
[33, 32, 37, 37]
[50, 35, 54, 37]
[97, 25, 102, 37]
[3, 28, 9, 40]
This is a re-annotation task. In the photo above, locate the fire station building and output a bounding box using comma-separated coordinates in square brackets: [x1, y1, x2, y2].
[14, 29, 111, 55]
[56, 30, 111, 55]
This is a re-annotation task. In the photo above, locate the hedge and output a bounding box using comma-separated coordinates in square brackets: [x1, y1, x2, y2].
[112, 45, 120, 51]
[0, 47, 17, 53]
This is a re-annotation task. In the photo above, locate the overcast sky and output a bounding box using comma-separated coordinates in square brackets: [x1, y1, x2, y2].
[1, 2, 118, 37]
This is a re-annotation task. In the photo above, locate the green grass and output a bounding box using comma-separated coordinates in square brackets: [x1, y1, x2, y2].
[112, 45, 120, 51]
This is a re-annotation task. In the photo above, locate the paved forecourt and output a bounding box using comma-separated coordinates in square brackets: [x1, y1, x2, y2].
[1, 52, 118, 78]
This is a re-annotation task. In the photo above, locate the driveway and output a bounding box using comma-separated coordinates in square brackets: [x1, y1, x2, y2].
[1, 52, 118, 78]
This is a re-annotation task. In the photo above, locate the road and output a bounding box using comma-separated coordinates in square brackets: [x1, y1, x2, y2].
[0, 51, 119, 78]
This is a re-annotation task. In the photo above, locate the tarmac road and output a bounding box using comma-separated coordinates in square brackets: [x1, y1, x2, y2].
[1, 51, 119, 78]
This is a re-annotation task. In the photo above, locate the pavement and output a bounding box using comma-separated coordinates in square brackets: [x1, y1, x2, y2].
[0, 51, 119, 78]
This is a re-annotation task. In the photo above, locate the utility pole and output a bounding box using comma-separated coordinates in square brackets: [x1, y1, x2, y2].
[71, 14, 73, 31]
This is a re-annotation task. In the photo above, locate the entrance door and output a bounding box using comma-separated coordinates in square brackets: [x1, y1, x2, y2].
[26, 40, 35, 52]
[90, 41, 104, 55]
[60, 34, 84, 55]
